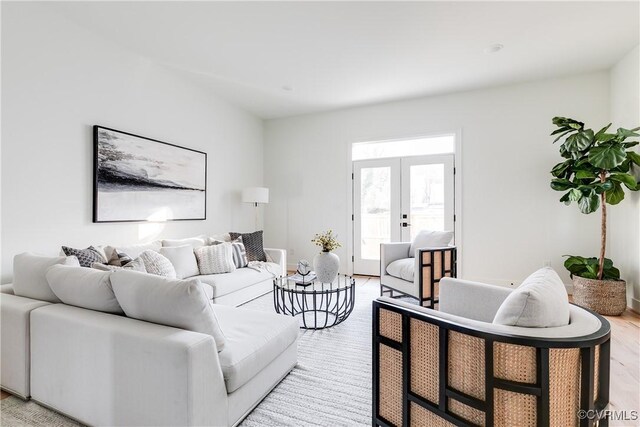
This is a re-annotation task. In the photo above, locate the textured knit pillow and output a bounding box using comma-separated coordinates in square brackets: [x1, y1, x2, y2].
[61, 246, 107, 267]
[139, 250, 177, 278]
[195, 243, 236, 275]
[229, 231, 266, 262]
[230, 237, 248, 268]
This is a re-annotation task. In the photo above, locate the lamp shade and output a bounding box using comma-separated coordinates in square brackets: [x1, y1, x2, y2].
[242, 187, 269, 204]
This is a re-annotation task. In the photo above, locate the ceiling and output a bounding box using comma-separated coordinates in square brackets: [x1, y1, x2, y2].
[50, 1, 639, 119]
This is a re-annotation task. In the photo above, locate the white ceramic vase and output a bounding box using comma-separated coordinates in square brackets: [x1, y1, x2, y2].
[313, 251, 340, 283]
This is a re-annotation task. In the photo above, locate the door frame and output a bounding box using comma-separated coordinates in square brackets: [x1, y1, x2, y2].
[346, 129, 463, 277]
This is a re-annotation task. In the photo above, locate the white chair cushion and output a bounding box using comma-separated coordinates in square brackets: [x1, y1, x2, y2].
[493, 267, 570, 327]
[195, 243, 236, 275]
[161, 235, 209, 249]
[46, 265, 123, 314]
[159, 245, 199, 279]
[139, 250, 177, 278]
[13, 253, 80, 303]
[386, 258, 415, 282]
[213, 304, 299, 392]
[110, 270, 226, 351]
[409, 230, 453, 257]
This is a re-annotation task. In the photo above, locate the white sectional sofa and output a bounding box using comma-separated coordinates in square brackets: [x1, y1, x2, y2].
[0, 237, 297, 427]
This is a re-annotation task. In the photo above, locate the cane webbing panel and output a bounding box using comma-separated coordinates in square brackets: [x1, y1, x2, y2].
[449, 398, 485, 426]
[421, 279, 440, 299]
[379, 344, 403, 426]
[410, 402, 454, 427]
[494, 388, 536, 427]
[410, 319, 439, 404]
[594, 345, 600, 401]
[493, 342, 536, 384]
[379, 309, 403, 342]
[549, 348, 580, 427]
[448, 331, 485, 400]
[422, 251, 433, 298]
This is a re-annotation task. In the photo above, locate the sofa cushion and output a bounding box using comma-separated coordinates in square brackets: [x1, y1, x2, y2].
[139, 250, 177, 278]
[46, 265, 123, 314]
[386, 258, 414, 282]
[161, 235, 208, 249]
[13, 253, 80, 303]
[159, 245, 199, 279]
[198, 263, 280, 298]
[195, 243, 236, 275]
[493, 267, 570, 328]
[213, 304, 298, 392]
[111, 270, 225, 351]
[409, 230, 453, 257]
[229, 231, 267, 262]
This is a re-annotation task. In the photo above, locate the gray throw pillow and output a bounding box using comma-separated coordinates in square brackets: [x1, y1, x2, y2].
[229, 231, 266, 262]
[61, 246, 106, 267]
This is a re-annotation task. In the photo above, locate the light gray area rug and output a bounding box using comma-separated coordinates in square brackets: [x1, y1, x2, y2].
[1, 277, 380, 427]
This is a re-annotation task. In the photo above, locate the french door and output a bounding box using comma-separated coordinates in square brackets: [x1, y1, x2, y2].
[353, 155, 454, 275]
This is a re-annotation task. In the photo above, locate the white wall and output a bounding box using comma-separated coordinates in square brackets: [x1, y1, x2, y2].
[264, 72, 611, 286]
[1, 3, 264, 283]
[609, 45, 640, 312]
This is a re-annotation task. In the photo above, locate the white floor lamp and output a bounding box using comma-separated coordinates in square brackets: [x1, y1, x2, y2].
[242, 187, 269, 230]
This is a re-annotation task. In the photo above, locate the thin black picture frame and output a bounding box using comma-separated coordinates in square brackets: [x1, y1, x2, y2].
[93, 125, 207, 223]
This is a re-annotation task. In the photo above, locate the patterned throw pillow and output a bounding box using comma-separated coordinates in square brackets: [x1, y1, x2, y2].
[108, 250, 133, 267]
[62, 246, 106, 268]
[92, 257, 147, 273]
[229, 231, 266, 262]
[194, 243, 236, 275]
[139, 250, 176, 278]
[230, 237, 248, 268]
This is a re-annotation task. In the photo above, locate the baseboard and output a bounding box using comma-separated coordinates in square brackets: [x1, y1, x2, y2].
[631, 298, 640, 314]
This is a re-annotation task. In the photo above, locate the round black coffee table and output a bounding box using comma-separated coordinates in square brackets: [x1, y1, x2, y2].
[273, 274, 356, 329]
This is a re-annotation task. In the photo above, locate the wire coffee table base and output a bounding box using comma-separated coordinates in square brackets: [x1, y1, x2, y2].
[273, 275, 356, 329]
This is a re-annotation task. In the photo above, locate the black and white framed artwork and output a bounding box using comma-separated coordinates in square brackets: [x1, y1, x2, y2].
[93, 126, 207, 223]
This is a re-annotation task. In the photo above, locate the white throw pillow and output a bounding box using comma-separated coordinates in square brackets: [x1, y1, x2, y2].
[493, 267, 570, 328]
[409, 230, 454, 257]
[386, 258, 415, 282]
[161, 235, 209, 249]
[111, 270, 226, 351]
[46, 265, 123, 314]
[159, 245, 199, 279]
[104, 240, 162, 260]
[139, 250, 177, 278]
[13, 253, 80, 302]
[195, 243, 236, 275]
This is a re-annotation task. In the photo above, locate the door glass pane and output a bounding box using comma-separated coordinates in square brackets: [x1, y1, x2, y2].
[360, 167, 391, 260]
[409, 164, 445, 240]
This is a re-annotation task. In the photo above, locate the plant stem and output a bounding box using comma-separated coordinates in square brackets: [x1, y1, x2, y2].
[598, 171, 607, 280]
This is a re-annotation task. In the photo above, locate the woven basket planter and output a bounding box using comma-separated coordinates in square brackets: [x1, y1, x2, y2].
[572, 276, 627, 316]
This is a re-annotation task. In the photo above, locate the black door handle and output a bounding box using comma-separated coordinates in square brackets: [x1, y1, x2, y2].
[401, 222, 411, 227]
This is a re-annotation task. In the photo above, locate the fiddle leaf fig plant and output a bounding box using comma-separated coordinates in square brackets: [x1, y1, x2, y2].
[550, 117, 640, 280]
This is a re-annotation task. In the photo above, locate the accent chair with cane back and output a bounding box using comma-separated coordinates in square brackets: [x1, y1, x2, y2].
[372, 270, 611, 427]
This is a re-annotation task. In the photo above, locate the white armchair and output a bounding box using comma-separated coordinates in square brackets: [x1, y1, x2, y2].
[379, 242, 456, 307]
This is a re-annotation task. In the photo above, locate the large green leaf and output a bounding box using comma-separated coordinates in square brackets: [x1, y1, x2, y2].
[575, 169, 596, 180]
[594, 123, 613, 141]
[550, 178, 574, 191]
[578, 192, 599, 214]
[610, 173, 637, 190]
[627, 151, 640, 166]
[605, 181, 625, 205]
[588, 143, 626, 169]
[553, 117, 583, 129]
[551, 160, 572, 178]
[616, 127, 640, 139]
[568, 188, 582, 201]
[624, 141, 639, 148]
[562, 129, 594, 153]
[593, 180, 613, 194]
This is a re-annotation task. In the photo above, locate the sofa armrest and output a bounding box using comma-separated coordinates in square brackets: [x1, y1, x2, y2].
[380, 243, 411, 275]
[1, 284, 14, 295]
[30, 304, 228, 426]
[1, 294, 50, 398]
[439, 277, 513, 322]
[264, 248, 286, 276]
